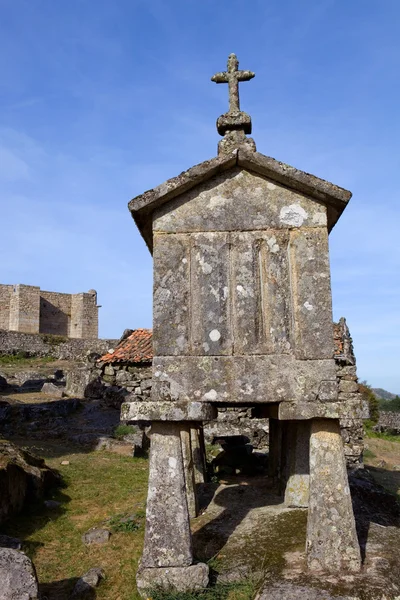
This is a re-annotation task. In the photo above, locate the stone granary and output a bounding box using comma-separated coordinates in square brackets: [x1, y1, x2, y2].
[122, 54, 363, 593]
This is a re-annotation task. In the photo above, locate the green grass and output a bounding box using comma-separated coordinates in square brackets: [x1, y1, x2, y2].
[141, 579, 257, 600]
[364, 428, 400, 444]
[3, 448, 149, 600]
[0, 353, 55, 365]
[114, 424, 138, 439]
[363, 448, 376, 460]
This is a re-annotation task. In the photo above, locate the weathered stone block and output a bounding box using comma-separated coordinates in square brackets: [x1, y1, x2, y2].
[121, 401, 217, 422]
[41, 382, 64, 398]
[152, 355, 337, 404]
[136, 563, 209, 597]
[339, 379, 359, 393]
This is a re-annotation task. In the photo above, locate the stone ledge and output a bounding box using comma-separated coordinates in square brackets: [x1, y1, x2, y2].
[120, 401, 217, 422]
[136, 563, 209, 596]
[271, 399, 363, 421]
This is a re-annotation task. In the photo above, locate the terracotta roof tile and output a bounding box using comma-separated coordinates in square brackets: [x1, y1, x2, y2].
[99, 329, 153, 364]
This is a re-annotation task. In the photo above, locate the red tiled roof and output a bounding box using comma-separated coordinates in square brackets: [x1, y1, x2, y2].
[99, 329, 153, 364]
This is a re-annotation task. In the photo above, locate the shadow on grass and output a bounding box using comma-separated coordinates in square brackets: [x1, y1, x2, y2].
[193, 477, 283, 563]
[2, 487, 71, 559]
[40, 577, 97, 600]
[350, 467, 400, 562]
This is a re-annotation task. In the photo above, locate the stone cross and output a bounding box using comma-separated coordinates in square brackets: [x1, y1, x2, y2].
[211, 53, 255, 113]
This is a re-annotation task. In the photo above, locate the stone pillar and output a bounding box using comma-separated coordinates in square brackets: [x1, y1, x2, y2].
[137, 421, 208, 594]
[122, 402, 216, 596]
[306, 418, 361, 573]
[180, 424, 198, 518]
[268, 418, 282, 482]
[283, 421, 310, 508]
[191, 424, 206, 485]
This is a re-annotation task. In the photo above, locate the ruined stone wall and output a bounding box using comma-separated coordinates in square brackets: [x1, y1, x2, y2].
[40, 291, 71, 336]
[0, 284, 98, 339]
[374, 411, 400, 435]
[0, 329, 117, 360]
[0, 285, 12, 329]
[334, 318, 364, 468]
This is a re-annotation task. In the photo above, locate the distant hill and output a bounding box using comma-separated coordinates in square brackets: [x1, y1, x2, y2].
[372, 388, 399, 401]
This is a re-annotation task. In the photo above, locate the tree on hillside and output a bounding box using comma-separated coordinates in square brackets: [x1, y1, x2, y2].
[379, 395, 400, 413]
[359, 382, 380, 424]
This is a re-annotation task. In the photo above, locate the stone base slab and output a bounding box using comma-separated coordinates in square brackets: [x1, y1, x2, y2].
[152, 355, 337, 404]
[121, 401, 217, 422]
[136, 564, 209, 596]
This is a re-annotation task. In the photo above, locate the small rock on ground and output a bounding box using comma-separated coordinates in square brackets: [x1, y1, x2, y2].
[41, 382, 64, 398]
[82, 528, 111, 545]
[70, 567, 105, 599]
[44, 500, 61, 509]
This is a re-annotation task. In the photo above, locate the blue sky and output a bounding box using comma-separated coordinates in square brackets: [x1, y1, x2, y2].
[0, 0, 399, 392]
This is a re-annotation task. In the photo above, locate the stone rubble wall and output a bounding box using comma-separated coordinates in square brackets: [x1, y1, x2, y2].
[203, 406, 269, 449]
[0, 329, 118, 360]
[66, 361, 153, 408]
[336, 367, 364, 468]
[374, 411, 400, 435]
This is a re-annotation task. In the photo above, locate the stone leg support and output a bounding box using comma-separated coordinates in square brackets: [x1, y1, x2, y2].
[180, 424, 198, 518]
[137, 421, 209, 595]
[283, 421, 310, 508]
[268, 418, 282, 482]
[306, 419, 361, 573]
[191, 424, 207, 485]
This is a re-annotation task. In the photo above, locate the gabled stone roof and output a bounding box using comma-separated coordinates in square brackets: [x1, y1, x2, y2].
[129, 146, 352, 253]
[99, 329, 152, 364]
[99, 322, 350, 365]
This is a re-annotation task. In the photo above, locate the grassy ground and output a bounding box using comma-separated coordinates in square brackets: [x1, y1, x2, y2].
[363, 433, 400, 497]
[0, 354, 56, 368]
[2, 427, 399, 599]
[3, 446, 149, 600]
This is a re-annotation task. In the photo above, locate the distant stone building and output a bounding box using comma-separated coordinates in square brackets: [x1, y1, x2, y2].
[0, 284, 99, 339]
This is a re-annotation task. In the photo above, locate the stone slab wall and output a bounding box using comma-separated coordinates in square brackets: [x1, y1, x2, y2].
[151, 168, 337, 408]
[0, 329, 117, 360]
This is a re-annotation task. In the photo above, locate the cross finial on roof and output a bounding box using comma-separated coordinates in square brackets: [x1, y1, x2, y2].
[211, 54, 256, 155]
[211, 53, 255, 114]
